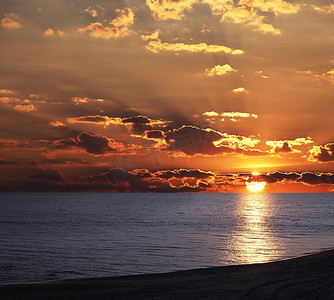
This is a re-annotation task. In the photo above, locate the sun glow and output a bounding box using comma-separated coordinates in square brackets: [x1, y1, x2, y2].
[246, 181, 266, 192]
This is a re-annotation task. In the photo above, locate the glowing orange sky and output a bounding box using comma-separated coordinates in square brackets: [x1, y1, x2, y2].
[0, 0, 333, 192]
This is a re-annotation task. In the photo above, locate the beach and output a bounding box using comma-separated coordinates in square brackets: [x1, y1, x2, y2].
[1, 248, 333, 299]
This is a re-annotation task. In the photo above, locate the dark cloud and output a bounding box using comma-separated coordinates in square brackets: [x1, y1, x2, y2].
[53, 132, 119, 154]
[122, 116, 153, 135]
[298, 172, 334, 185]
[28, 168, 63, 181]
[165, 125, 267, 156]
[275, 142, 293, 153]
[166, 125, 222, 155]
[145, 130, 164, 139]
[122, 116, 151, 124]
[0, 157, 17, 165]
[311, 143, 334, 162]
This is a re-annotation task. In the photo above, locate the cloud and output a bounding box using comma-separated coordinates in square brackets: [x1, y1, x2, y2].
[203, 111, 219, 117]
[49, 121, 65, 127]
[220, 5, 281, 35]
[241, 0, 300, 15]
[14, 104, 36, 112]
[88, 167, 215, 192]
[220, 112, 258, 119]
[312, 4, 334, 14]
[84, 7, 98, 17]
[204, 0, 299, 35]
[72, 97, 104, 105]
[78, 7, 134, 40]
[28, 168, 63, 181]
[43, 28, 64, 37]
[165, 125, 263, 156]
[266, 137, 313, 154]
[110, 8, 134, 28]
[141, 30, 160, 41]
[232, 87, 249, 94]
[309, 142, 334, 162]
[204, 64, 237, 77]
[145, 130, 165, 139]
[44, 28, 54, 36]
[146, 40, 244, 54]
[53, 132, 125, 155]
[78, 22, 132, 39]
[1, 14, 21, 29]
[67, 114, 168, 135]
[67, 115, 123, 127]
[0, 89, 15, 94]
[146, 0, 197, 20]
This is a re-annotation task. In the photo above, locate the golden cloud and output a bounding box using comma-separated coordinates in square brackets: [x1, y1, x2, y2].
[78, 7, 134, 39]
[266, 137, 313, 154]
[141, 30, 160, 41]
[232, 87, 249, 94]
[78, 22, 132, 39]
[146, 0, 197, 20]
[312, 4, 334, 14]
[220, 112, 258, 118]
[203, 111, 219, 117]
[204, 64, 237, 76]
[84, 7, 98, 17]
[240, 0, 300, 15]
[146, 40, 244, 54]
[110, 8, 134, 27]
[221, 6, 281, 35]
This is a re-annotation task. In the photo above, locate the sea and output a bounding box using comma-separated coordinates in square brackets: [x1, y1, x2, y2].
[0, 193, 333, 285]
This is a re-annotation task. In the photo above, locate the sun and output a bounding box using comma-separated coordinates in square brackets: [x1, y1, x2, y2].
[246, 172, 266, 192]
[246, 181, 266, 192]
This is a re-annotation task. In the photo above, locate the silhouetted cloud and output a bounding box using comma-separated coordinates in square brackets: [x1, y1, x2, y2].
[28, 168, 63, 181]
[309, 142, 334, 162]
[53, 132, 123, 155]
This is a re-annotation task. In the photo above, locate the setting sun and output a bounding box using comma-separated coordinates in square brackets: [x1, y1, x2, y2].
[246, 180, 266, 192]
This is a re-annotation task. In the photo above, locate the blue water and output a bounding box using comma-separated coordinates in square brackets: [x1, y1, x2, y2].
[0, 193, 333, 285]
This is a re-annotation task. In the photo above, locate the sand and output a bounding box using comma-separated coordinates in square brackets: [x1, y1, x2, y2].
[1, 249, 334, 299]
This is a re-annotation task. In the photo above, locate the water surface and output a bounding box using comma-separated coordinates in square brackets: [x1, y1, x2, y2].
[0, 193, 333, 285]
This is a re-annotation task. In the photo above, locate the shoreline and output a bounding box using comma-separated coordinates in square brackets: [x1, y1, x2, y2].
[1, 249, 334, 299]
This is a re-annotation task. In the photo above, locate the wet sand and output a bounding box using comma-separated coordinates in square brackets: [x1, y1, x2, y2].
[1, 249, 334, 299]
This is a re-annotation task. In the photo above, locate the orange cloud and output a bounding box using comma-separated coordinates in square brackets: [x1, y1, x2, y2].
[72, 97, 104, 105]
[49, 121, 65, 127]
[146, 40, 244, 54]
[1, 14, 21, 29]
[0, 89, 15, 94]
[14, 104, 36, 112]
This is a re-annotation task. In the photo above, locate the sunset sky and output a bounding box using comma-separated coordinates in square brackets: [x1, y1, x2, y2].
[1, 0, 333, 192]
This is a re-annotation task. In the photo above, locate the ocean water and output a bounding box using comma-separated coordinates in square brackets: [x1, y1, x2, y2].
[0, 193, 333, 285]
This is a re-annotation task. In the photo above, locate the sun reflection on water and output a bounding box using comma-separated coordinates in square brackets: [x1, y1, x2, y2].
[225, 193, 284, 265]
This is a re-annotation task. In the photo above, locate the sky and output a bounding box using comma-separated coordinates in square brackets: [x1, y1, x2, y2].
[0, 0, 333, 192]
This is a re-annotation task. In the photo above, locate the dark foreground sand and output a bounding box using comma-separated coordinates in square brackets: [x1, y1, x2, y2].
[1, 249, 334, 300]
